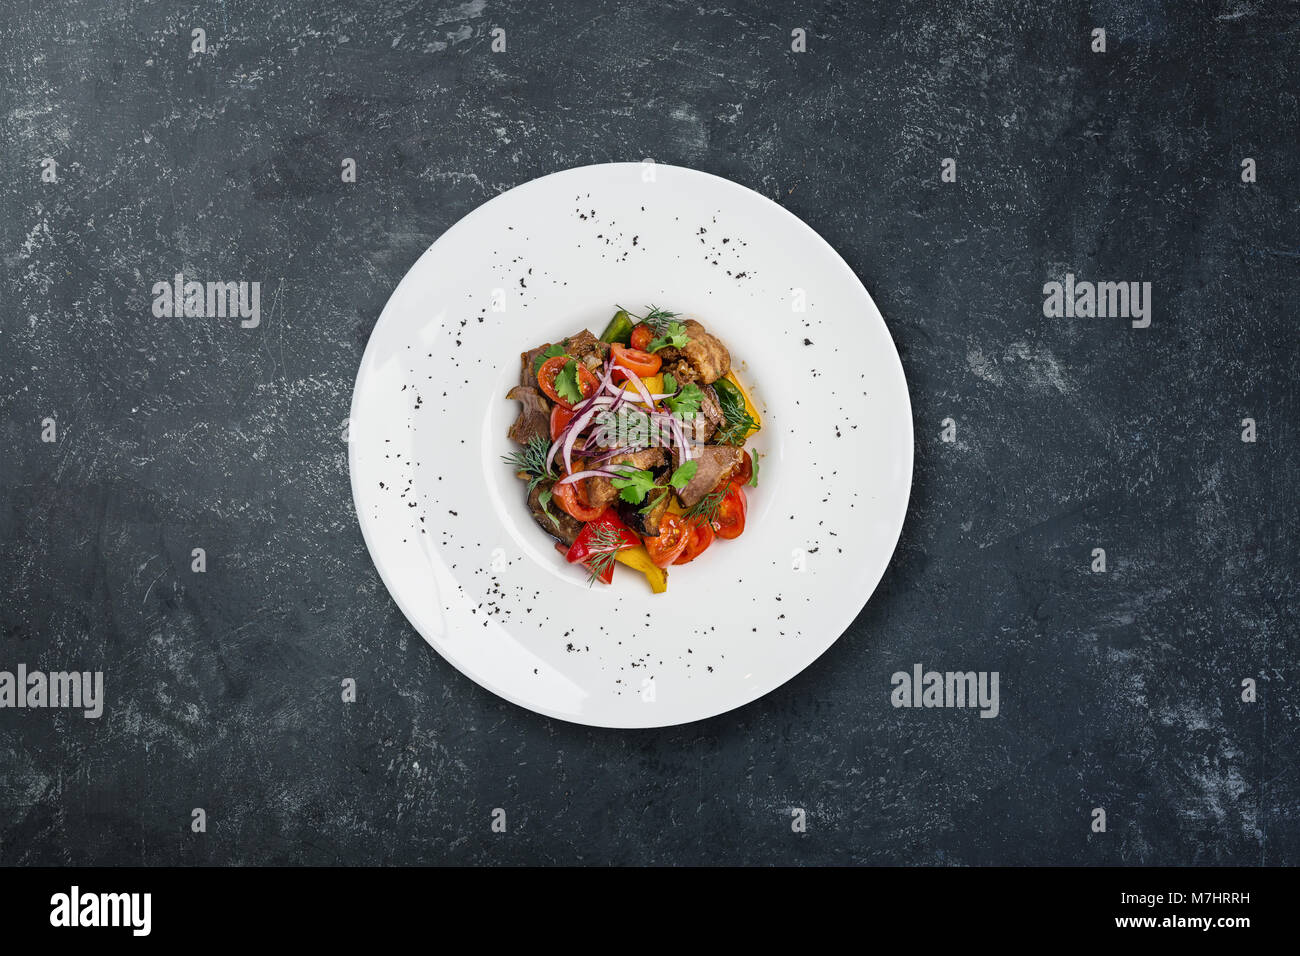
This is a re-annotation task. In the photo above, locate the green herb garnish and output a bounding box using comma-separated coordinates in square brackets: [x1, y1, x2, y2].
[610, 467, 657, 504]
[537, 487, 559, 528]
[532, 343, 566, 374]
[748, 451, 759, 488]
[618, 305, 680, 334]
[581, 523, 632, 586]
[683, 485, 729, 524]
[648, 320, 690, 353]
[503, 436, 561, 526]
[669, 460, 697, 489]
[634, 461, 698, 514]
[713, 381, 758, 445]
[553, 359, 583, 404]
[665, 381, 703, 418]
[503, 435, 555, 489]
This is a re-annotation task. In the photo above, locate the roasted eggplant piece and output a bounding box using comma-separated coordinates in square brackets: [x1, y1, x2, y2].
[617, 469, 672, 537]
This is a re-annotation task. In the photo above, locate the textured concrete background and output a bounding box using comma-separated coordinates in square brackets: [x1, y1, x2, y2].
[2, 0, 1297, 865]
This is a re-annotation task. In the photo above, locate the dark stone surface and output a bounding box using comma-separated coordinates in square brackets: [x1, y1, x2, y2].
[1, 0, 1296, 865]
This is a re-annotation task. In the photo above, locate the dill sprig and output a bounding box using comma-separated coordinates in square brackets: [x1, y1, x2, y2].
[503, 436, 562, 527]
[502, 435, 556, 493]
[582, 523, 631, 586]
[714, 386, 758, 446]
[683, 485, 729, 525]
[619, 304, 680, 334]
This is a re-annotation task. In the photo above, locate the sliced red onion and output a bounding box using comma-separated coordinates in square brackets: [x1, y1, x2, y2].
[587, 445, 634, 465]
[561, 402, 607, 474]
[621, 368, 657, 409]
[671, 415, 691, 461]
[556, 468, 620, 486]
[545, 396, 614, 473]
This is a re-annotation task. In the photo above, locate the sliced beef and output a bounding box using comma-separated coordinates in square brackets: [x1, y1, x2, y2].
[677, 319, 730, 384]
[699, 384, 724, 428]
[676, 445, 743, 508]
[561, 328, 609, 370]
[519, 344, 551, 388]
[663, 357, 698, 385]
[528, 480, 582, 546]
[683, 383, 722, 442]
[584, 447, 667, 512]
[506, 385, 551, 446]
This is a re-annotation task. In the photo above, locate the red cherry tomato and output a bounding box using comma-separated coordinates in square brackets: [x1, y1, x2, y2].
[549, 405, 575, 441]
[537, 356, 598, 409]
[630, 324, 653, 351]
[731, 451, 753, 487]
[673, 517, 715, 564]
[553, 477, 604, 522]
[643, 513, 690, 568]
[712, 483, 747, 539]
[610, 343, 662, 380]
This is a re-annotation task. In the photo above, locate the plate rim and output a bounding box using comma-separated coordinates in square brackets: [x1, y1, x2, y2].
[349, 161, 915, 728]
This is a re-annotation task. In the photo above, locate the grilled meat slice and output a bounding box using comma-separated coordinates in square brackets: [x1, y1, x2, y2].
[676, 319, 730, 384]
[562, 328, 609, 370]
[584, 447, 667, 512]
[676, 445, 743, 508]
[506, 385, 551, 446]
[520, 344, 551, 388]
[528, 479, 582, 546]
[683, 383, 722, 442]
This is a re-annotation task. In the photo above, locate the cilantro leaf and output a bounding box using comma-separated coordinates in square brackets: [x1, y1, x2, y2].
[666, 382, 703, 418]
[669, 460, 697, 490]
[537, 487, 560, 528]
[648, 321, 690, 353]
[609, 468, 657, 504]
[532, 343, 566, 374]
[553, 359, 583, 404]
[661, 372, 676, 395]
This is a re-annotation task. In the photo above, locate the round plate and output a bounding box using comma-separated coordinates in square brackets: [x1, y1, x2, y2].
[349, 163, 913, 728]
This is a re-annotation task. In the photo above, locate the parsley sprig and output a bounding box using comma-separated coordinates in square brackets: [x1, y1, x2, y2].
[648, 320, 690, 353]
[532, 343, 566, 374]
[553, 359, 583, 404]
[661, 373, 702, 418]
[611, 461, 698, 508]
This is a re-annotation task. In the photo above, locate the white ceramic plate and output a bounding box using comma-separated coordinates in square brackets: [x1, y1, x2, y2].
[350, 163, 913, 728]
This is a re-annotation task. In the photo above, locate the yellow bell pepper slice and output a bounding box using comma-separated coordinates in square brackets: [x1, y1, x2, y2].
[622, 373, 664, 398]
[615, 545, 668, 594]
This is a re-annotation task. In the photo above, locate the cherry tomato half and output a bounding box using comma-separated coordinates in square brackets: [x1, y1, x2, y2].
[610, 343, 662, 380]
[712, 483, 747, 539]
[537, 356, 598, 409]
[731, 451, 753, 487]
[673, 517, 715, 564]
[643, 513, 690, 568]
[549, 404, 575, 441]
[553, 477, 604, 522]
[630, 324, 653, 352]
